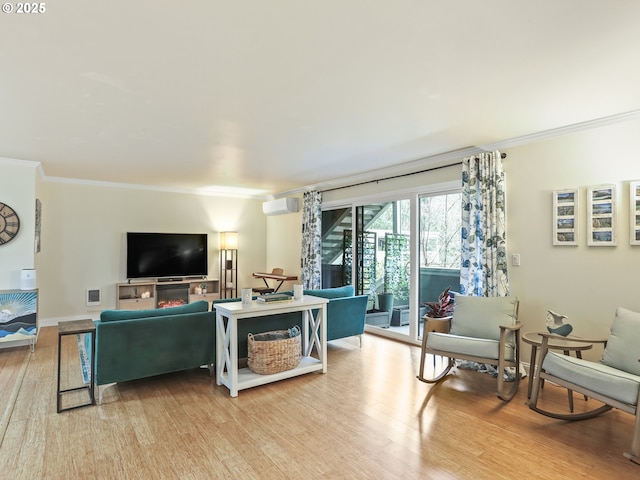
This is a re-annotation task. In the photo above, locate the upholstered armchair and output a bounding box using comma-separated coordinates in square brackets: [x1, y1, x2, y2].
[529, 307, 640, 464]
[417, 295, 521, 402]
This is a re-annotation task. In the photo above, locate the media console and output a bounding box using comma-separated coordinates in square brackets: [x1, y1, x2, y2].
[116, 278, 220, 310]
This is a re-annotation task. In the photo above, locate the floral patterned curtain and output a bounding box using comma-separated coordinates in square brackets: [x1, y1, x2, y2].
[460, 151, 510, 297]
[300, 191, 322, 289]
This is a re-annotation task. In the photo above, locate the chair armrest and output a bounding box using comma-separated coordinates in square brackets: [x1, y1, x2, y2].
[536, 332, 608, 346]
[500, 323, 523, 332]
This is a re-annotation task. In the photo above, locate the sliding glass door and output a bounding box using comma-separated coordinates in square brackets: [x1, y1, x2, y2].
[321, 189, 461, 344]
[417, 193, 462, 340]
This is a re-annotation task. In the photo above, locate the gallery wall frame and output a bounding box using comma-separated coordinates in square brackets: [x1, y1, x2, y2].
[630, 181, 640, 245]
[586, 184, 616, 247]
[552, 189, 578, 245]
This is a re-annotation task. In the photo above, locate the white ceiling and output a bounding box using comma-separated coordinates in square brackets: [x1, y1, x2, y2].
[2, 1, 640, 198]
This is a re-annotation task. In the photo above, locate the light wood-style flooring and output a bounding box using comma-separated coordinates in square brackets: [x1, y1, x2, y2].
[0, 326, 638, 479]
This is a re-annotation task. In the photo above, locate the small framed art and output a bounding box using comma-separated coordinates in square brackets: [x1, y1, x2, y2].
[553, 189, 578, 245]
[630, 181, 640, 245]
[587, 184, 616, 246]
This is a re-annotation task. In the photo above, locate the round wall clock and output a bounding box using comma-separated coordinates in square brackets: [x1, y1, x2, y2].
[0, 202, 20, 245]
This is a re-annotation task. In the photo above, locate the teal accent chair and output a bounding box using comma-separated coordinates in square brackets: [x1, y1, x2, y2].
[529, 307, 640, 464]
[417, 295, 522, 401]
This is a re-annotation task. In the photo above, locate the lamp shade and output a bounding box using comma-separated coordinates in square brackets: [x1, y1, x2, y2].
[220, 231, 238, 250]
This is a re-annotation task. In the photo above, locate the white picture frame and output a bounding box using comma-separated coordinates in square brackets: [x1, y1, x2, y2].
[553, 189, 578, 245]
[587, 184, 616, 246]
[630, 181, 640, 245]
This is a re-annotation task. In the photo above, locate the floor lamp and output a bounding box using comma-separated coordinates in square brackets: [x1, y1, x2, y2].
[220, 231, 238, 298]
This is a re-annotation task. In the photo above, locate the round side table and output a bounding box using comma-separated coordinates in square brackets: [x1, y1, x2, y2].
[523, 331, 592, 411]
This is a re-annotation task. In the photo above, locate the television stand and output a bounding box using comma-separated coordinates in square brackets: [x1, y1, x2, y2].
[116, 278, 220, 310]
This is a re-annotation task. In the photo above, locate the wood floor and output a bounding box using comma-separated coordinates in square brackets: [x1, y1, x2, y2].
[1, 326, 638, 479]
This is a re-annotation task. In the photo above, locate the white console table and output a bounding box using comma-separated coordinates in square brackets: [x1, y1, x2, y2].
[214, 295, 329, 397]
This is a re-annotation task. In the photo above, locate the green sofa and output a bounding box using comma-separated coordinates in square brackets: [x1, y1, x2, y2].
[94, 300, 215, 403]
[212, 285, 368, 358]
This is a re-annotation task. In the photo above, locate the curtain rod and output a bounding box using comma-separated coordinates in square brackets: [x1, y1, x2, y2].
[320, 152, 506, 193]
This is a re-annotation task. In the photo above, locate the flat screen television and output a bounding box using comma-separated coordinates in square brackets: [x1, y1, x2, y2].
[126, 232, 208, 279]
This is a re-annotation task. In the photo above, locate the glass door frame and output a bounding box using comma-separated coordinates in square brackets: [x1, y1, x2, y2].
[321, 180, 460, 346]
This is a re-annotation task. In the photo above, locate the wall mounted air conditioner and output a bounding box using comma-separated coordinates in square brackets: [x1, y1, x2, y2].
[262, 197, 299, 216]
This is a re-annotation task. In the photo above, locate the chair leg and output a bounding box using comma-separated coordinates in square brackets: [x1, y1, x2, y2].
[529, 372, 613, 421]
[417, 355, 453, 383]
[623, 397, 640, 464]
[496, 358, 520, 402]
[417, 331, 453, 383]
[496, 329, 520, 402]
[567, 388, 574, 412]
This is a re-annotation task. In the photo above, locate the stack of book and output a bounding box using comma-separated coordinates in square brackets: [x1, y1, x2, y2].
[256, 293, 293, 304]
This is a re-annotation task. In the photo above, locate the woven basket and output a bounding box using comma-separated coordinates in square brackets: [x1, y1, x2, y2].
[247, 327, 302, 375]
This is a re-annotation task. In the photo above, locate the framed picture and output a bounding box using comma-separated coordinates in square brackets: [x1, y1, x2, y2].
[553, 189, 578, 245]
[630, 181, 640, 245]
[587, 184, 616, 246]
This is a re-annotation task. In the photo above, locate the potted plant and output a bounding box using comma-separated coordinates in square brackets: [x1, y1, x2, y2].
[423, 287, 454, 319]
[377, 292, 394, 314]
[422, 287, 454, 336]
[365, 289, 393, 329]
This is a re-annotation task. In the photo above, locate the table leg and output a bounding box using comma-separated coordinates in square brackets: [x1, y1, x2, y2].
[417, 326, 428, 380]
[564, 350, 574, 412]
[320, 304, 327, 373]
[56, 333, 62, 413]
[90, 332, 96, 405]
[527, 344, 537, 399]
[215, 313, 224, 386]
[229, 317, 238, 397]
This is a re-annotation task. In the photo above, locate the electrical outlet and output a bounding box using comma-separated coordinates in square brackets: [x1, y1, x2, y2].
[512, 254, 521, 266]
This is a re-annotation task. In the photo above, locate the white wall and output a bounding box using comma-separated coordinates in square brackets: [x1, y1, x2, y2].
[35, 181, 267, 323]
[0, 159, 37, 289]
[264, 194, 303, 291]
[506, 118, 640, 357]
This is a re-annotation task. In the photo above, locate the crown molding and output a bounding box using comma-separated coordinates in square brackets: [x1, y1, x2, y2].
[42, 175, 270, 200]
[0, 157, 41, 170]
[275, 109, 640, 198]
[480, 109, 640, 151]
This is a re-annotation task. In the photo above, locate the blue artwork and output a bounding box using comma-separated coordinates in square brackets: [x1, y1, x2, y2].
[0, 290, 38, 344]
[546, 310, 573, 336]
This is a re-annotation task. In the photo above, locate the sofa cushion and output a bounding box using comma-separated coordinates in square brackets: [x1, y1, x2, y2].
[601, 307, 640, 376]
[449, 295, 518, 342]
[100, 300, 209, 322]
[304, 285, 354, 299]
